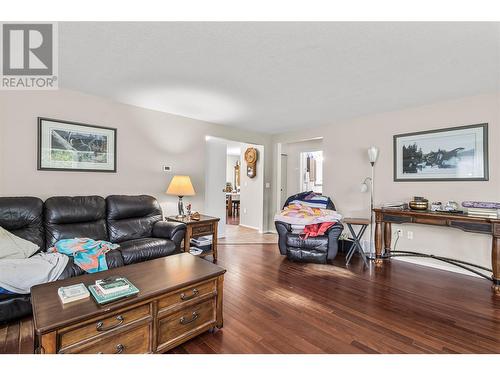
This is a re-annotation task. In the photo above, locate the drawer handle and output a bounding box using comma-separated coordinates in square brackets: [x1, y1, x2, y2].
[180, 288, 199, 301]
[97, 344, 125, 354]
[96, 315, 124, 332]
[180, 312, 199, 325]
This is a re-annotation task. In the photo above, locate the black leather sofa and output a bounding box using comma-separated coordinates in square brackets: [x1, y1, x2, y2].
[0, 195, 186, 324]
[275, 192, 343, 264]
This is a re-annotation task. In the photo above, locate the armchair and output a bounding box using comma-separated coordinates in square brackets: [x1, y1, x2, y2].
[275, 192, 344, 264]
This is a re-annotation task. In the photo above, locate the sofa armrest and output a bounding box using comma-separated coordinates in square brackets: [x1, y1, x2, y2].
[274, 221, 291, 256]
[153, 221, 186, 251]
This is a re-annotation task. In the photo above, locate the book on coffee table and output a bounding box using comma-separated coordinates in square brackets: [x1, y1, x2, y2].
[88, 277, 139, 305]
[95, 276, 130, 295]
[58, 283, 90, 304]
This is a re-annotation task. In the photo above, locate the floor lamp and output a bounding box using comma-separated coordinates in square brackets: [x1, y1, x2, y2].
[360, 146, 379, 256]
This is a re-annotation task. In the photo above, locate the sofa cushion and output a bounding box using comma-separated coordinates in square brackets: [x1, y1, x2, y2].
[106, 195, 163, 243]
[0, 197, 44, 251]
[44, 196, 108, 249]
[118, 238, 176, 265]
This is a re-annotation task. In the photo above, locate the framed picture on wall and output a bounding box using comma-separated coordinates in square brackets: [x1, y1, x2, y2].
[38, 117, 117, 172]
[393, 123, 488, 181]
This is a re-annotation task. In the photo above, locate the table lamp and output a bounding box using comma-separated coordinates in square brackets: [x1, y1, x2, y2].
[166, 175, 195, 218]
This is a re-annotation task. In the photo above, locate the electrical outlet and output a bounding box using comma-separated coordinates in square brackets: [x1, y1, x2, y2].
[163, 166, 172, 172]
[396, 229, 403, 236]
[243, 208, 247, 214]
[407, 231, 413, 240]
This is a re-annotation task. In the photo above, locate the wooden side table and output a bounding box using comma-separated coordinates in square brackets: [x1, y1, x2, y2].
[167, 214, 220, 263]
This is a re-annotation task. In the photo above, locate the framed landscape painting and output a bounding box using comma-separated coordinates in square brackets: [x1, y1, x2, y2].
[38, 117, 117, 172]
[393, 123, 488, 181]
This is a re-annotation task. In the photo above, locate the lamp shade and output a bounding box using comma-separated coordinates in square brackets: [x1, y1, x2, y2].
[367, 146, 379, 163]
[166, 175, 195, 196]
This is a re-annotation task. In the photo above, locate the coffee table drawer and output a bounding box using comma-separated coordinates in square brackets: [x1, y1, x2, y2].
[158, 279, 216, 313]
[157, 299, 216, 350]
[63, 324, 151, 354]
[59, 304, 151, 349]
[192, 224, 213, 236]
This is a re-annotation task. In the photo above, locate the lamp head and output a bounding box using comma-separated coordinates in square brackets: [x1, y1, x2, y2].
[360, 177, 372, 193]
[166, 175, 195, 197]
[367, 146, 379, 165]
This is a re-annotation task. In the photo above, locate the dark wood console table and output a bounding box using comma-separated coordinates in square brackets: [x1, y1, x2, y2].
[373, 208, 500, 294]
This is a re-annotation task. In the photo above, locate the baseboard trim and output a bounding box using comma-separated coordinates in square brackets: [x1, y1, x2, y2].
[394, 257, 483, 279]
[239, 224, 262, 233]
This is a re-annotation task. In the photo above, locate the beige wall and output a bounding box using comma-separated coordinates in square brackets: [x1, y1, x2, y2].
[272, 93, 500, 274]
[239, 143, 265, 231]
[0, 89, 272, 225]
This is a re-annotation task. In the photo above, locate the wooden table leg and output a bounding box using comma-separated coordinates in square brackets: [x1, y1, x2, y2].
[212, 222, 218, 263]
[374, 212, 383, 264]
[39, 332, 56, 354]
[384, 222, 392, 256]
[492, 235, 500, 294]
[184, 226, 192, 253]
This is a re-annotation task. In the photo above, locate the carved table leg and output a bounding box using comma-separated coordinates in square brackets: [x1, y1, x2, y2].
[384, 222, 392, 256]
[492, 236, 500, 294]
[374, 213, 383, 264]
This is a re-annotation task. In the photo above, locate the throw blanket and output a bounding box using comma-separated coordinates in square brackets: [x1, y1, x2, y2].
[0, 253, 69, 294]
[301, 222, 335, 239]
[290, 192, 330, 209]
[274, 202, 342, 225]
[49, 238, 119, 273]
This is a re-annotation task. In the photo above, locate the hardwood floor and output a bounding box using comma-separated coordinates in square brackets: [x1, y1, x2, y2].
[0, 317, 34, 354]
[219, 225, 278, 245]
[170, 243, 500, 354]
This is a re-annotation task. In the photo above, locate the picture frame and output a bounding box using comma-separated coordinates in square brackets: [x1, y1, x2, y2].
[393, 123, 488, 181]
[37, 117, 117, 172]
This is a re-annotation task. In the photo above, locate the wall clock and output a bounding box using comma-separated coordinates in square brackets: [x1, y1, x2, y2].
[244, 147, 258, 178]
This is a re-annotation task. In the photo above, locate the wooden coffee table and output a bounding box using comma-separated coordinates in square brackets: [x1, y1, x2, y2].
[31, 253, 225, 354]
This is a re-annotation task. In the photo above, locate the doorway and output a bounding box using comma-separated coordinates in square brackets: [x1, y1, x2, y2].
[279, 153, 288, 209]
[276, 137, 323, 212]
[204, 136, 265, 238]
[225, 144, 241, 226]
[299, 150, 323, 193]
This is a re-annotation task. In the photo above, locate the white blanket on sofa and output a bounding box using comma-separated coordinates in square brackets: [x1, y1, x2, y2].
[0, 252, 69, 294]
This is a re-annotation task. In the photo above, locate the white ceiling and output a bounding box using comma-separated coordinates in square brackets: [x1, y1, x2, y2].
[59, 22, 500, 134]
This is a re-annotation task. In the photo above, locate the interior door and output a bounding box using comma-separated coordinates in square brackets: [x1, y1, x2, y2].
[204, 137, 227, 238]
[280, 154, 288, 209]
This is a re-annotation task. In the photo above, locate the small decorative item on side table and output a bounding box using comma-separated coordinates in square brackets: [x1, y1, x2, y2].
[167, 214, 220, 263]
[408, 196, 429, 211]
